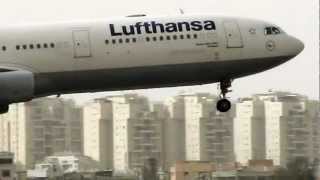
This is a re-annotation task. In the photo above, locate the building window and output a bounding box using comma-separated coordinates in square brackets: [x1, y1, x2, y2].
[2, 170, 10, 177]
[0, 159, 12, 164]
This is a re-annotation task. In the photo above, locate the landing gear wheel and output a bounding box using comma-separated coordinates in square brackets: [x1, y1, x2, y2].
[216, 99, 231, 112]
[217, 79, 233, 112]
[0, 104, 9, 114]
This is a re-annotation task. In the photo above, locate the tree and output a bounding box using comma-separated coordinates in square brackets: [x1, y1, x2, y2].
[274, 157, 316, 180]
[142, 158, 158, 180]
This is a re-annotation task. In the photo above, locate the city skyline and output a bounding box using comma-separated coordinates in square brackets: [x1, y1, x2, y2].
[81, 91, 320, 173]
[1, 90, 319, 172]
[68, 88, 319, 106]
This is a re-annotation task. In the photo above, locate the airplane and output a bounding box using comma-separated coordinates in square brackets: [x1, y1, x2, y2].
[0, 14, 304, 113]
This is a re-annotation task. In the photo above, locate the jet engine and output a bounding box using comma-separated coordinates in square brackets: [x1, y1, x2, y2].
[0, 70, 34, 113]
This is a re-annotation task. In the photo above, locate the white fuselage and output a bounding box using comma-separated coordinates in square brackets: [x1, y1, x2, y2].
[0, 14, 304, 104]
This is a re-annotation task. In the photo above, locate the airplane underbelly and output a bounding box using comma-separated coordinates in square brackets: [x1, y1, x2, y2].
[32, 55, 291, 97]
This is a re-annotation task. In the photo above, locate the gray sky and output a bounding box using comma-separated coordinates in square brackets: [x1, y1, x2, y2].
[1, 0, 318, 103]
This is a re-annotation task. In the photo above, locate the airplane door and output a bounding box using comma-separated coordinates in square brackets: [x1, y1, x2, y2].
[72, 30, 92, 58]
[223, 21, 244, 48]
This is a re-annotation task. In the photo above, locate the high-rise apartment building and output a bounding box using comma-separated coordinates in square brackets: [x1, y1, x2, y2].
[163, 95, 186, 169]
[83, 94, 164, 173]
[263, 92, 319, 166]
[234, 96, 266, 165]
[165, 93, 234, 167]
[83, 98, 113, 170]
[0, 98, 82, 169]
[234, 91, 320, 167]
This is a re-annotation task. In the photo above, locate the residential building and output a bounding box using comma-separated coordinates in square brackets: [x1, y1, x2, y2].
[83, 99, 113, 170]
[45, 154, 101, 173]
[234, 96, 266, 165]
[0, 152, 15, 180]
[263, 91, 319, 166]
[27, 154, 101, 179]
[84, 94, 164, 173]
[212, 160, 276, 180]
[165, 93, 234, 167]
[234, 91, 320, 167]
[163, 96, 186, 169]
[0, 98, 82, 169]
[170, 161, 215, 180]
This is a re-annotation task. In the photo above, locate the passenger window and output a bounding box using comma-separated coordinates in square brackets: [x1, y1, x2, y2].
[112, 39, 116, 44]
[118, 39, 123, 44]
[132, 38, 137, 43]
[166, 36, 171, 40]
[193, 34, 198, 39]
[159, 36, 164, 41]
[2, 46, 6, 51]
[153, 37, 157, 41]
[50, 43, 55, 48]
[180, 35, 184, 39]
[105, 40, 109, 44]
[29, 44, 34, 49]
[125, 38, 130, 43]
[37, 44, 41, 49]
[16, 45, 20, 50]
[186, 34, 191, 39]
[146, 37, 150, 42]
[43, 43, 48, 48]
[173, 35, 177, 40]
[22, 45, 27, 50]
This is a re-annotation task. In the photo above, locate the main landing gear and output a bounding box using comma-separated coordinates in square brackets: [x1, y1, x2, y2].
[216, 80, 232, 113]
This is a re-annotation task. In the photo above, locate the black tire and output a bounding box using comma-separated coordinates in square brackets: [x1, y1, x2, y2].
[0, 104, 9, 114]
[216, 99, 231, 112]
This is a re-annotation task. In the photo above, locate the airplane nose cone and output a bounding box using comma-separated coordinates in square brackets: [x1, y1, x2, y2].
[294, 37, 304, 55]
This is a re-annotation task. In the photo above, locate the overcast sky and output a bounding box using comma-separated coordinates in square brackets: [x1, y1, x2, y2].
[1, 0, 318, 103]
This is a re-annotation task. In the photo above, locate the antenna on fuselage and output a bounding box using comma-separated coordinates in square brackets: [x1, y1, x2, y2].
[179, 8, 185, 15]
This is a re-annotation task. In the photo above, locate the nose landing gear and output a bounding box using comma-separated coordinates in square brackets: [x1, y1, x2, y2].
[216, 80, 232, 112]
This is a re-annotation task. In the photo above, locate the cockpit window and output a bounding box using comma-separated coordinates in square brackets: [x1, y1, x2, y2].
[265, 26, 281, 35]
[272, 27, 281, 34]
